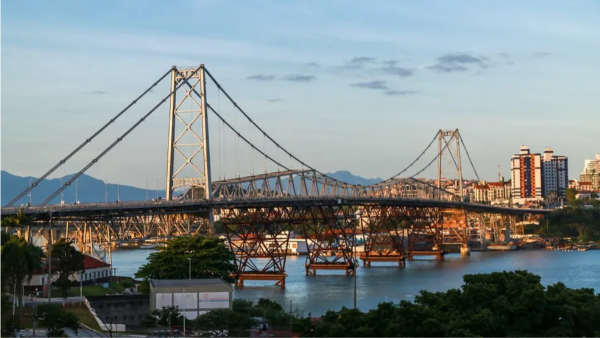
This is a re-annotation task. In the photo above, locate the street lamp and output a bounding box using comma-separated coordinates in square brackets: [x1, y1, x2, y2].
[80, 270, 84, 298]
[75, 178, 79, 204]
[118, 178, 121, 202]
[29, 179, 33, 205]
[104, 179, 108, 203]
[60, 178, 64, 204]
[188, 258, 192, 280]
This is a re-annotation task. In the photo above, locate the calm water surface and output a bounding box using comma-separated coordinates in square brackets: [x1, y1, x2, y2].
[111, 249, 600, 316]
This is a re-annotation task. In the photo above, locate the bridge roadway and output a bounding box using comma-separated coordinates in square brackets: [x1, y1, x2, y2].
[1, 197, 551, 220]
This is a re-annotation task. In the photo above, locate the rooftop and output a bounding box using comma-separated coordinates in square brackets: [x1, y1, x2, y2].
[150, 279, 230, 288]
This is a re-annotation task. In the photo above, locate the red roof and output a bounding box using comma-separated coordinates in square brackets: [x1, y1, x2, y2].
[83, 255, 111, 269]
[488, 182, 504, 187]
[580, 182, 592, 185]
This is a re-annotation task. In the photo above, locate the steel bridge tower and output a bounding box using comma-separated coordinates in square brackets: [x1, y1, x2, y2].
[436, 129, 464, 201]
[165, 65, 212, 202]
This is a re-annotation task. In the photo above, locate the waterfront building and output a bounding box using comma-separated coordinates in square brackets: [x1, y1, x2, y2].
[150, 279, 233, 320]
[511, 146, 543, 204]
[24, 254, 112, 288]
[541, 148, 569, 198]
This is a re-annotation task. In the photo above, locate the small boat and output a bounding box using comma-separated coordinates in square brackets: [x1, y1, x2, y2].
[140, 243, 157, 250]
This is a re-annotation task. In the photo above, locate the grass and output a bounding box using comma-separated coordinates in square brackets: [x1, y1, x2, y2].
[109, 282, 126, 293]
[50, 285, 116, 298]
[63, 303, 103, 332]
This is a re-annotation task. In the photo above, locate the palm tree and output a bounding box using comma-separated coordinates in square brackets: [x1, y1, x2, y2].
[1, 235, 44, 328]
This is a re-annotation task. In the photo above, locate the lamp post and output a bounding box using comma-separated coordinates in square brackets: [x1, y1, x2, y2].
[75, 178, 79, 204]
[183, 289, 187, 337]
[80, 270, 84, 298]
[117, 178, 121, 202]
[29, 179, 33, 205]
[60, 178, 64, 204]
[105, 179, 108, 203]
[188, 258, 192, 280]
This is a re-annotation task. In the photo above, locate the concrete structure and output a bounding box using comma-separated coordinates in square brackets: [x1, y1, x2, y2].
[511, 146, 543, 204]
[542, 148, 569, 198]
[24, 254, 112, 287]
[150, 279, 233, 320]
[87, 294, 150, 329]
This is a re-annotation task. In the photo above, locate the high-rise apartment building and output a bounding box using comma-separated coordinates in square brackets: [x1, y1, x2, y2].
[580, 154, 600, 190]
[542, 148, 569, 197]
[511, 146, 543, 202]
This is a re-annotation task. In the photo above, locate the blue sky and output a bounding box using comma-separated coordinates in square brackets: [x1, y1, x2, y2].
[2, 0, 599, 188]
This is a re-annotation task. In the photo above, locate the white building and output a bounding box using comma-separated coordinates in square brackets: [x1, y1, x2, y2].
[25, 255, 112, 287]
[511, 146, 543, 204]
[542, 148, 569, 198]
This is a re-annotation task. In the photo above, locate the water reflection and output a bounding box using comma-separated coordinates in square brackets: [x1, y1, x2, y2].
[112, 249, 600, 316]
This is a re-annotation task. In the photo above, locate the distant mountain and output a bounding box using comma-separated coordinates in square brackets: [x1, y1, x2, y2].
[324, 170, 382, 186]
[1, 170, 165, 206]
[1, 169, 381, 206]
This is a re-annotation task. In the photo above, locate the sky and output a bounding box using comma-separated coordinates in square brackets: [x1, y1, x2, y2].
[2, 0, 600, 189]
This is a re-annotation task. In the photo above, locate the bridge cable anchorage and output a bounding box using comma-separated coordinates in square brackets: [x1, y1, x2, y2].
[4, 68, 173, 207]
[459, 133, 480, 181]
[370, 131, 439, 186]
[203, 67, 356, 187]
[178, 77, 292, 171]
[39, 65, 203, 206]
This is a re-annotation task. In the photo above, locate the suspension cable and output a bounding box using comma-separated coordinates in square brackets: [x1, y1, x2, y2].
[179, 78, 291, 171]
[5, 68, 172, 207]
[203, 68, 349, 186]
[459, 133, 480, 181]
[40, 66, 202, 206]
[410, 137, 454, 178]
[375, 132, 439, 185]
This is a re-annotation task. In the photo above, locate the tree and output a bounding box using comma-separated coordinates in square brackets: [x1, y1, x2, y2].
[1, 234, 44, 328]
[143, 305, 183, 328]
[49, 239, 85, 298]
[135, 236, 236, 283]
[36, 303, 79, 337]
[565, 188, 578, 204]
[194, 309, 257, 337]
[297, 271, 600, 337]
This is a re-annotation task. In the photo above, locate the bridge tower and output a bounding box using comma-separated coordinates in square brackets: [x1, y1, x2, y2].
[165, 65, 212, 201]
[436, 129, 464, 201]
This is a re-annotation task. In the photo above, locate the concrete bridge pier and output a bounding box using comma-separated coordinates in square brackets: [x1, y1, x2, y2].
[460, 243, 470, 257]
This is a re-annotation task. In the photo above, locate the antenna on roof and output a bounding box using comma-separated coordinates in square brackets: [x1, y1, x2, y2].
[498, 165, 501, 182]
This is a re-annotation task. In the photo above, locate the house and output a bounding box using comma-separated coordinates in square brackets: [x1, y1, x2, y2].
[24, 254, 112, 288]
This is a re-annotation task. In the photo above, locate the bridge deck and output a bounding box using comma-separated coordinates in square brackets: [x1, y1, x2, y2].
[1, 197, 551, 220]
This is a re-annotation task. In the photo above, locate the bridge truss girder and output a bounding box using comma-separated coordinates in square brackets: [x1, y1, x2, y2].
[358, 206, 408, 267]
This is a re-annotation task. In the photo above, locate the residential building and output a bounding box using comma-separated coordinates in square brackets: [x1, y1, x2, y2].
[541, 148, 569, 198]
[580, 154, 600, 190]
[511, 146, 543, 203]
[473, 181, 511, 204]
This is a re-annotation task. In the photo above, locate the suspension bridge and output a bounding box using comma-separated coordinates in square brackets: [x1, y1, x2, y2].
[1, 64, 550, 287]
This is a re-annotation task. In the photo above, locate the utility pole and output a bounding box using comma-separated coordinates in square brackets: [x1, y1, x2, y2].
[29, 179, 33, 205]
[105, 179, 108, 203]
[118, 178, 121, 202]
[75, 178, 79, 203]
[60, 178, 64, 204]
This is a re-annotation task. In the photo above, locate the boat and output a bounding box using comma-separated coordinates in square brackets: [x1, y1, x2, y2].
[140, 243, 158, 250]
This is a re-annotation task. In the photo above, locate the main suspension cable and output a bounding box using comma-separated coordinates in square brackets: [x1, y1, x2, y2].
[40, 66, 202, 206]
[203, 68, 349, 186]
[5, 68, 172, 207]
[459, 133, 480, 181]
[374, 132, 439, 185]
